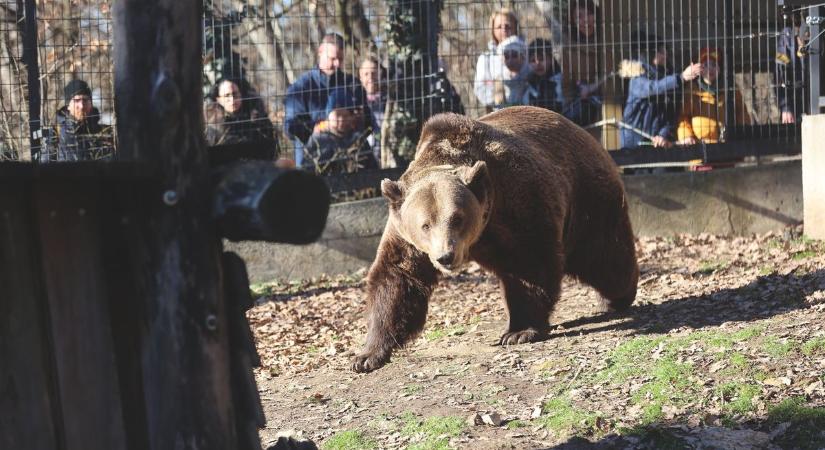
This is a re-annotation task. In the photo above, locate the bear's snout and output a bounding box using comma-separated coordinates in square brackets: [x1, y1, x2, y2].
[436, 251, 456, 267]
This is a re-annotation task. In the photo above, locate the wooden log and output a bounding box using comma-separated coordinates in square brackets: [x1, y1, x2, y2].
[113, 0, 238, 448]
[213, 162, 330, 244]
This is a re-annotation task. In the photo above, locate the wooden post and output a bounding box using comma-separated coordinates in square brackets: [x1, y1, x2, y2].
[113, 0, 238, 448]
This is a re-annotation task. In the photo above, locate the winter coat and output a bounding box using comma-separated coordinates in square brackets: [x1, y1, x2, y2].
[527, 70, 564, 113]
[205, 102, 279, 160]
[47, 106, 113, 162]
[283, 68, 370, 166]
[473, 40, 508, 108]
[621, 61, 682, 148]
[302, 129, 377, 175]
[677, 79, 750, 144]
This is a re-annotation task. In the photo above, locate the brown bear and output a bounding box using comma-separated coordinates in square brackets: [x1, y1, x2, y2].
[351, 106, 638, 373]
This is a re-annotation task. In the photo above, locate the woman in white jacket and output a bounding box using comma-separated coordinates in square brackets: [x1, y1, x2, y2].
[474, 8, 520, 112]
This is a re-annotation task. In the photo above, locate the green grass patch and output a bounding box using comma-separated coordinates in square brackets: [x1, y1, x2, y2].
[595, 336, 666, 383]
[540, 397, 601, 435]
[402, 384, 423, 396]
[423, 324, 466, 341]
[758, 265, 775, 276]
[506, 419, 528, 429]
[250, 274, 362, 298]
[768, 397, 825, 450]
[631, 358, 695, 424]
[696, 260, 729, 275]
[792, 250, 817, 260]
[400, 413, 465, 450]
[762, 336, 797, 357]
[698, 326, 764, 350]
[322, 430, 376, 450]
[715, 382, 760, 416]
[801, 336, 825, 355]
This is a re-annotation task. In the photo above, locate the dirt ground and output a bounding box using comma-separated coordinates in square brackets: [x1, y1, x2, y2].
[250, 229, 825, 450]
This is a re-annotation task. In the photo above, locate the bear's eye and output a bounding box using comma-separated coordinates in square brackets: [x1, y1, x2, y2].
[421, 223, 430, 232]
[450, 215, 463, 228]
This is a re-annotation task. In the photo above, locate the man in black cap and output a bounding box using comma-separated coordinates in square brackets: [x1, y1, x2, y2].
[47, 79, 113, 161]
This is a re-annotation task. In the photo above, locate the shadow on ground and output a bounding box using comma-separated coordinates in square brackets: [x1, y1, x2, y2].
[542, 409, 825, 450]
[549, 269, 825, 339]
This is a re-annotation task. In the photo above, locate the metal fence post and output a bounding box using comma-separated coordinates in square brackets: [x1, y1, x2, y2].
[20, 0, 41, 161]
[809, 5, 821, 115]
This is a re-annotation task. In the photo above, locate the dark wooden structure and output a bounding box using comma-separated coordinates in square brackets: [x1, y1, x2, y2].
[0, 1, 329, 449]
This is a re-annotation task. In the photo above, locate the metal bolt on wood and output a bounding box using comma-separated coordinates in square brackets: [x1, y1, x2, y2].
[162, 190, 178, 206]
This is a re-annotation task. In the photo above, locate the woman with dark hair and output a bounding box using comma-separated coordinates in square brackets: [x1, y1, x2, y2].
[205, 77, 281, 161]
[560, 0, 602, 127]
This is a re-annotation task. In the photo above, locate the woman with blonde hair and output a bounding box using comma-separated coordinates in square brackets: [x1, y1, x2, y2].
[474, 8, 520, 112]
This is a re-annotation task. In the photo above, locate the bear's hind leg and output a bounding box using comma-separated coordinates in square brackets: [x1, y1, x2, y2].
[567, 217, 639, 313]
[497, 273, 560, 345]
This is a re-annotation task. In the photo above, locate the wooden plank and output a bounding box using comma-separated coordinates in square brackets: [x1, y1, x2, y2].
[36, 179, 127, 450]
[0, 179, 59, 449]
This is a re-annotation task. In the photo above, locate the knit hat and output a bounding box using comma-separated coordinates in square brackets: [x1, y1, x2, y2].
[498, 36, 527, 57]
[326, 88, 360, 117]
[64, 79, 92, 105]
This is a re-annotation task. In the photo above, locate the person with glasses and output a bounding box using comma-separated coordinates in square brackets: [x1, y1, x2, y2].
[474, 8, 520, 113]
[205, 76, 283, 163]
[47, 79, 112, 162]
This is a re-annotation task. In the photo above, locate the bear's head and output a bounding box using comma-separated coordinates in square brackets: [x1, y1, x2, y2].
[382, 161, 493, 273]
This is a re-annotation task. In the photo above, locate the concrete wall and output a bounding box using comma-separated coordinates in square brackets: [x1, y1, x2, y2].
[228, 161, 802, 283]
[803, 115, 825, 239]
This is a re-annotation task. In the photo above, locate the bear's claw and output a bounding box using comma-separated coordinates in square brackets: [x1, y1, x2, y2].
[498, 328, 547, 346]
[351, 351, 390, 372]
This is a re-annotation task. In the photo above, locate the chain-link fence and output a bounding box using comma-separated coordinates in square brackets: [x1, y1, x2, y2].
[0, 0, 818, 169]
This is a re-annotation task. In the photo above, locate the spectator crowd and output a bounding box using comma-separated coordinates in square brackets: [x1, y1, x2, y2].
[44, 1, 809, 174]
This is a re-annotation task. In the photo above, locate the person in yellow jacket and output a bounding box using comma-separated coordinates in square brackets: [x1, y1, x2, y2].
[677, 48, 750, 146]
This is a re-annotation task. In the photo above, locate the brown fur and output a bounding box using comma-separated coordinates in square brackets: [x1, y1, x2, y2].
[352, 106, 639, 372]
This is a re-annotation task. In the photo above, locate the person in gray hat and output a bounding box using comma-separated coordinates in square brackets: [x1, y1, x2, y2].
[46, 79, 112, 161]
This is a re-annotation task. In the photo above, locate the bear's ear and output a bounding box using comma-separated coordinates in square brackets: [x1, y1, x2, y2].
[461, 161, 491, 203]
[381, 179, 404, 209]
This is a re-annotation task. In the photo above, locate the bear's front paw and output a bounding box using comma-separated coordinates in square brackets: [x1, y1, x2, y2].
[498, 328, 547, 346]
[351, 351, 390, 373]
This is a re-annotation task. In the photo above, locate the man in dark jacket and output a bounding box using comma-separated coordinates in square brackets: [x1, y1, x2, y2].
[284, 32, 372, 166]
[47, 79, 113, 161]
[621, 40, 702, 148]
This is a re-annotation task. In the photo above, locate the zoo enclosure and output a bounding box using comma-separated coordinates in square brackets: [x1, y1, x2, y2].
[0, 0, 821, 166]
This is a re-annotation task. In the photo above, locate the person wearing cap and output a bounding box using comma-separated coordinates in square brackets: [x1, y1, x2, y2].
[284, 32, 372, 167]
[527, 38, 563, 113]
[474, 8, 520, 112]
[48, 79, 112, 162]
[302, 88, 377, 175]
[621, 35, 702, 149]
[677, 47, 750, 148]
[492, 36, 533, 109]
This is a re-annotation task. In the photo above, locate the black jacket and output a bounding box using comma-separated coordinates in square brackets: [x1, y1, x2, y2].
[48, 106, 113, 161]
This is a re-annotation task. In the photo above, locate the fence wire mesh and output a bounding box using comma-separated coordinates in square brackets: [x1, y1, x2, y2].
[0, 0, 817, 169]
